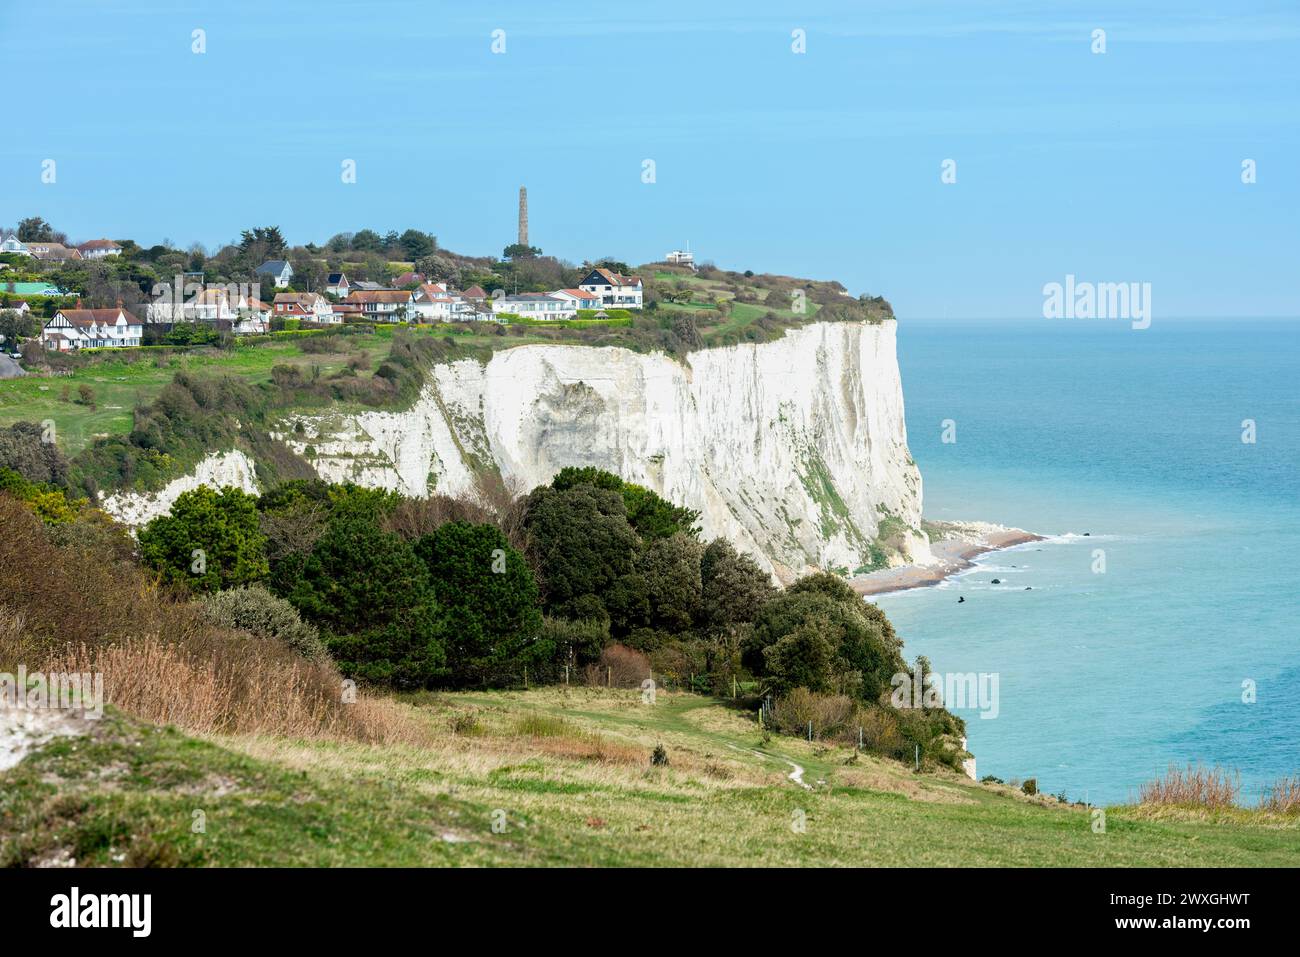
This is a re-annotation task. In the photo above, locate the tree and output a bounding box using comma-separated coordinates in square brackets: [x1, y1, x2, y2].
[551, 467, 700, 542]
[699, 538, 777, 631]
[413, 522, 545, 685]
[746, 572, 906, 702]
[16, 217, 55, 242]
[350, 229, 383, 252]
[0, 422, 71, 488]
[636, 532, 704, 635]
[285, 507, 445, 688]
[138, 485, 269, 593]
[503, 242, 542, 260]
[522, 483, 642, 623]
[0, 309, 41, 348]
[398, 229, 436, 261]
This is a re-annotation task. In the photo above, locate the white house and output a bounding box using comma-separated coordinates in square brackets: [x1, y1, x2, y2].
[0, 300, 30, 315]
[578, 268, 643, 309]
[491, 293, 577, 321]
[344, 289, 413, 322]
[665, 249, 695, 269]
[550, 288, 603, 310]
[273, 292, 337, 324]
[40, 305, 143, 351]
[77, 239, 122, 260]
[255, 260, 294, 289]
[412, 283, 475, 322]
[0, 234, 29, 256]
[326, 272, 350, 298]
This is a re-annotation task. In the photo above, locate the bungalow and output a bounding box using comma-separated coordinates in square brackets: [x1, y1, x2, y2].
[40, 305, 143, 351]
[490, 292, 577, 321]
[461, 285, 488, 303]
[393, 271, 425, 288]
[255, 260, 294, 289]
[26, 242, 82, 263]
[345, 289, 414, 322]
[0, 234, 29, 256]
[325, 272, 350, 298]
[272, 292, 336, 324]
[577, 268, 643, 309]
[77, 239, 122, 259]
[550, 288, 603, 310]
[0, 300, 30, 315]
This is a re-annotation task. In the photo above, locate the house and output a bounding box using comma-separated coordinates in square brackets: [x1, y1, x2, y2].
[0, 300, 30, 315]
[331, 301, 366, 321]
[26, 242, 82, 263]
[490, 293, 578, 321]
[186, 288, 239, 323]
[550, 288, 603, 310]
[345, 289, 414, 322]
[0, 234, 29, 256]
[577, 268, 643, 309]
[393, 271, 425, 288]
[350, 280, 385, 292]
[665, 249, 695, 269]
[255, 260, 294, 289]
[77, 239, 122, 260]
[461, 285, 488, 303]
[236, 297, 272, 334]
[412, 283, 473, 322]
[40, 304, 142, 351]
[325, 272, 350, 298]
[272, 292, 336, 324]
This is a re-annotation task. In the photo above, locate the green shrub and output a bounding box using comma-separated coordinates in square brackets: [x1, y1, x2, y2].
[199, 585, 328, 662]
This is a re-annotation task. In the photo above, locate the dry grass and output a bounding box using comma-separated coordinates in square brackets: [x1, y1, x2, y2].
[0, 495, 426, 746]
[1139, 764, 1241, 809]
[1261, 775, 1300, 815]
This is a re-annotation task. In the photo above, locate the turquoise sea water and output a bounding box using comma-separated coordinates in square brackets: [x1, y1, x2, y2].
[871, 318, 1300, 806]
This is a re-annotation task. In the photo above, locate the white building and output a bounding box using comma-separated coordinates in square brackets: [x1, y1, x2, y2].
[40, 306, 143, 351]
[491, 293, 578, 320]
[665, 249, 695, 269]
[77, 239, 122, 260]
[412, 283, 474, 322]
[0, 234, 29, 256]
[273, 291, 337, 324]
[577, 267, 643, 309]
[255, 260, 294, 289]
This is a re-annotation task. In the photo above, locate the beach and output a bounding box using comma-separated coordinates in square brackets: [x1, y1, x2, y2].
[851, 521, 1044, 597]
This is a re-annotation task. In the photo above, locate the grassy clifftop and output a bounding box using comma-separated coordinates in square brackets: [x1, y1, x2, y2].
[4, 689, 1294, 867]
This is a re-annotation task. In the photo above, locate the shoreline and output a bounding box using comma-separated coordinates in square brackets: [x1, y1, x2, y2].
[850, 522, 1046, 598]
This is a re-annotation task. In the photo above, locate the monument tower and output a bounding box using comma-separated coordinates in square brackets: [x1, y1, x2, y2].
[517, 186, 528, 247]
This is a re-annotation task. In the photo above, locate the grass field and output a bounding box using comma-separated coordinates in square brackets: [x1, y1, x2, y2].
[3, 688, 1295, 867]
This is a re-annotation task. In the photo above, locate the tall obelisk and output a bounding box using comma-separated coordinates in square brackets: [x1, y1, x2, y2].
[518, 187, 528, 247]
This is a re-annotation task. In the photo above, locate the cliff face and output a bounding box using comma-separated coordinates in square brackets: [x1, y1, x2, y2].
[105, 321, 930, 581]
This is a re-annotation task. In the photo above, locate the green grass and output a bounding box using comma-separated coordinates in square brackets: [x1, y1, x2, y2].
[0, 340, 382, 458]
[4, 690, 1296, 867]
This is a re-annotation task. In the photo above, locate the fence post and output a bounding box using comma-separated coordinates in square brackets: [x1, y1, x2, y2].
[807, 720, 812, 742]
[564, 664, 569, 685]
[732, 676, 736, 699]
[915, 744, 920, 771]
[523, 666, 528, 689]
[607, 666, 611, 688]
[758, 706, 763, 729]
[858, 726, 863, 750]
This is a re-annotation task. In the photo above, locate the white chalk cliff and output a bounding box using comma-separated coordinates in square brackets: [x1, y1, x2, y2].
[105, 321, 931, 582]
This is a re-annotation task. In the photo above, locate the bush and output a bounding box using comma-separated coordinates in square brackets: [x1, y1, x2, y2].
[199, 584, 329, 662]
[585, 643, 650, 688]
[1021, 778, 1038, 796]
[138, 485, 269, 594]
[769, 688, 856, 739]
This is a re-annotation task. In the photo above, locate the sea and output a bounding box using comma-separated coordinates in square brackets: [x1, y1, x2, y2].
[870, 317, 1300, 806]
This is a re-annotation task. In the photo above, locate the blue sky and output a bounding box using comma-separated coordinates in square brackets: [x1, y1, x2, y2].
[2, 0, 1296, 317]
